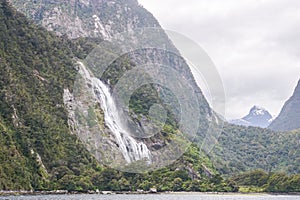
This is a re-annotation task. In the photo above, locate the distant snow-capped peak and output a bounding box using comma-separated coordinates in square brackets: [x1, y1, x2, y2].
[249, 105, 268, 116]
[229, 105, 273, 128]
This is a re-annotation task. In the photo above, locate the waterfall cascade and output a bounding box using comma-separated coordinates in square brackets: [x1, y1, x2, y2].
[78, 62, 152, 163]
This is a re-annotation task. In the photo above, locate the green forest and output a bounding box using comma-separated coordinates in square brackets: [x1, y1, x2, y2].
[0, 0, 299, 194]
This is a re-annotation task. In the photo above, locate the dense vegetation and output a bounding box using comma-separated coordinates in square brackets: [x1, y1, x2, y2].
[0, 0, 299, 193]
[0, 0, 233, 192]
[230, 170, 300, 193]
[211, 124, 300, 175]
[0, 0, 98, 190]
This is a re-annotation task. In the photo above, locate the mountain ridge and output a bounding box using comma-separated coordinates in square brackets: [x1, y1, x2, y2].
[8, 0, 218, 168]
[9, 0, 161, 39]
[0, 0, 228, 191]
[229, 105, 273, 128]
[269, 79, 300, 131]
[0, 0, 299, 192]
[8, 0, 300, 175]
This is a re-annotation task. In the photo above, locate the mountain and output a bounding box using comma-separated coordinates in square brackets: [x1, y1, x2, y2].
[1, 0, 299, 192]
[9, 0, 161, 39]
[229, 106, 273, 128]
[9, 0, 215, 170]
[269, 79, 300, 131]
[0, 0, 229, 191]
[0, 0, 97, 190]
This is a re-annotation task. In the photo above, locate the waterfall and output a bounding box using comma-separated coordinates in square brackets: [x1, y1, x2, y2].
[78, 62, 152, 163]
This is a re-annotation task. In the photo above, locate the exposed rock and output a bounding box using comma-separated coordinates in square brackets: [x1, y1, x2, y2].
[10, 0, 160, 39]
[30, 149, 48, 177]
[63, 88, 77, 134]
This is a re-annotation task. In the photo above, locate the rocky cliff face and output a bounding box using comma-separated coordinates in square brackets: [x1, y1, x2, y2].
[10, 0, 160, 39]
[269, 79, 300, 131]
[0, 1, 220, 190]
[1, 1, 299, 190]
[10, 0, 214, 171]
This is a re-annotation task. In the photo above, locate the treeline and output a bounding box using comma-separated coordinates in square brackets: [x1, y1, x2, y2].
[212, 124, 300, 175]
[54, 166, 237, 193]
[230, 170, 300, 193]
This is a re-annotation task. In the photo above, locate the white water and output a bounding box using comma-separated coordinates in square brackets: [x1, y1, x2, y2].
[78, 62, 151, 163]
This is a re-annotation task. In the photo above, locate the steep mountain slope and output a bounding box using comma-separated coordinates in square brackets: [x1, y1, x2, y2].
[0, 0, 99, 190]
[10, 0, 215, 168]
[8, 0, 300, 178]
[5, 0, 299, 190]
[229, 106, 273, 128]
[269, 80, 300, 131]
[0, 1, 232, 191]
[10, 0, 161, 39]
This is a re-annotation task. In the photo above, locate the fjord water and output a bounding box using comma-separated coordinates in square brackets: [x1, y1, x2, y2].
[1, 194, 299, 200]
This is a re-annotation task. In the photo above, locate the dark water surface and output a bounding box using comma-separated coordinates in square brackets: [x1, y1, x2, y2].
[0, 194, 299, 200]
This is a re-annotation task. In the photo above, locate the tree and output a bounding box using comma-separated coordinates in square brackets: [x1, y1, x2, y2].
[172, 178, 183, 191]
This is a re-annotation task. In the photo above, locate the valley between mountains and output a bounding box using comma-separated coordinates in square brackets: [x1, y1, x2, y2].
[0, 0, 299, 193]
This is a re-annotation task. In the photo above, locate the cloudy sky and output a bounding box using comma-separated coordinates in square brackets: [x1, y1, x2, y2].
[138, 0, 300, 119]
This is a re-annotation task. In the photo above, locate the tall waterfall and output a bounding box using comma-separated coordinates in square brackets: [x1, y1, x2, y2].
[78, 62, 152, 163]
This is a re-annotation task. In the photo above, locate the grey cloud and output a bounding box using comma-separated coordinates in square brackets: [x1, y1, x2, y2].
[139, 0, 300, 119]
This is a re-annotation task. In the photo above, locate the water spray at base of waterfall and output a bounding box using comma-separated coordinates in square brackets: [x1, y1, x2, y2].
[78, 62, 152, 164]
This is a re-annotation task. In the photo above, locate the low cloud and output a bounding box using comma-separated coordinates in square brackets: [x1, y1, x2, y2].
[139, 0, 300, 119]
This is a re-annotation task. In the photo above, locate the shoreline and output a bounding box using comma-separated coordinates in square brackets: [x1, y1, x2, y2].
[164, 191, 300, 196]
[1, 190, 300, 197]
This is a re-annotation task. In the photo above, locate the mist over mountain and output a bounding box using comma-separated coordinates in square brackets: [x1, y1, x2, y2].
[269, 79, 300, 131]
